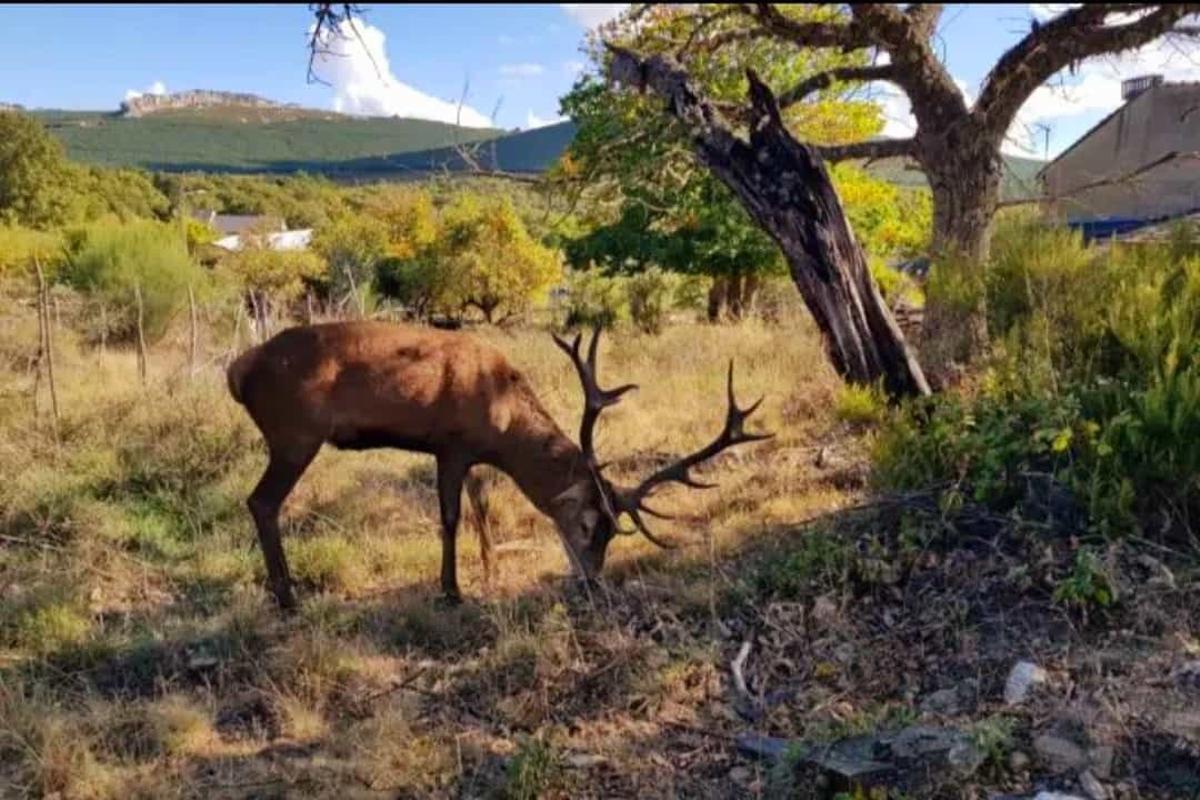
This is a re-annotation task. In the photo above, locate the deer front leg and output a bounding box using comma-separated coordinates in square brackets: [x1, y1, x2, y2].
[248, 441, 320, 612]
[435, 454, 470, 604]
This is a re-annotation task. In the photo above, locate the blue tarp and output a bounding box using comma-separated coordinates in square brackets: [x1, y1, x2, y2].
[1068, 217, 1155, 242]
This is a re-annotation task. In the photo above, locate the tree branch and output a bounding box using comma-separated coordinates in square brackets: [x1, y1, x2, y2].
[976, 4, 1200, 133]
[778, 65, 898, 107]
[815, 138, 918, 162]
[748, 3, 874, 50]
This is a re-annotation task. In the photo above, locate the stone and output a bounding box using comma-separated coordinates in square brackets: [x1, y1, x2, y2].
[1005, 660, 1049, 705]
[1079, 770, 1109, 800]
[565, 753, 607, 769]
[1009, 750, 1030, 771]
[1034, 734, 1090, 773]
[920, 688, 961, 716]
[1162, 711, 1200, 738]
[1088, 745, 1115, 779]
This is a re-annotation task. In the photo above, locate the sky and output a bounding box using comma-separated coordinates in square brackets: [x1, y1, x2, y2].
[3, 4, 1200, 158]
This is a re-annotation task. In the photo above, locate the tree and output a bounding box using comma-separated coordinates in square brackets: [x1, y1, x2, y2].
[436, 194, 563, 323]
[604, 3, 1200, 378]
[0, 111, 73, 228]
[312, 214, 389, 310]
[556, 7, 881, 322]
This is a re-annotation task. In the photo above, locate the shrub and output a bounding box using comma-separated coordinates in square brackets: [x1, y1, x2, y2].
[625, 267, 675, 334]
[60, 220, 207, 343]
[561, 269, 625, 330]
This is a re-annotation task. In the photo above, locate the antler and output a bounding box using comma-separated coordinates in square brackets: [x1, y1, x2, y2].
[614, 361, 772, 547]
[552, 328, 637, 469]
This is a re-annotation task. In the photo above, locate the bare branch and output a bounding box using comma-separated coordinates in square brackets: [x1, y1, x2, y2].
[778, 64, 897, 107]
[749, 3, 874, 50]
[815, 137, 918, 162]
[976, 4, 1200, 132]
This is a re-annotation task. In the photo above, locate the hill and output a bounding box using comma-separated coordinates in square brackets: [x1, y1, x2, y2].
[34, 103, 1042, 197]
[34, 106, 501, 173]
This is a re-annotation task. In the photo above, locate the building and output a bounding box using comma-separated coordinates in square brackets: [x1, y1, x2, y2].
[191, 210, 285, 237]
[1038, 75, 1200, 241]
[213, 228, 313, 253]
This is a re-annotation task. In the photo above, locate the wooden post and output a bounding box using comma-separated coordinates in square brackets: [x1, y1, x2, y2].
[306, 291, 315, 326]
[188, 284, 199, 379]
[34, 257, 60, 442]
[134, 281, 148, 386]
[99, 303, 108, 355]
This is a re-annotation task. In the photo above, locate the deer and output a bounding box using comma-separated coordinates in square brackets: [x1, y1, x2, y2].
[226, 320, 771, 610]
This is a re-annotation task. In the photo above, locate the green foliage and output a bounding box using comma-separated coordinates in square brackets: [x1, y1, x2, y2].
[1053, 547, 1117, 611]
[834, 382, 887, 428]
[877, 218, 1200, 546]
[60, 220, 207, 343]
[831, 163, 932, 262]
[561, 269, 626, 330]
[555, 5, 884, 285]
[436, 194, 563, 322]
[625, 267, 676, 334]
[222, 246, 326, 302]
[371, 191, 563, 324]
[503, 736, 562, 800]
[0, 111, 74, 228]
[312, 214, 389, 302]
[0, 225, 64, 278]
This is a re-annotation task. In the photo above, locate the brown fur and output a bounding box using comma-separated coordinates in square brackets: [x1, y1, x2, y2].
[228, 321, 600, 610]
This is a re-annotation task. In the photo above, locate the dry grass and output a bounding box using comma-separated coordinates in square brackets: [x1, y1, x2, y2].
[0, 293, 864, 798]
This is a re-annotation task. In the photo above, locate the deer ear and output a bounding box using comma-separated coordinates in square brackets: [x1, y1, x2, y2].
[550, 481, 590, 518]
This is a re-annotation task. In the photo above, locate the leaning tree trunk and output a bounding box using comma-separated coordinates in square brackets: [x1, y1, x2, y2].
[609, 51, 929, 397]
[918, 137, 1004, 384]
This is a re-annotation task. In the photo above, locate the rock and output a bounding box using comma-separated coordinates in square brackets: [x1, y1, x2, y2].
[1088, 745, 1115, 779]
[1005, 660, 1049, 705]
[735, 733, 791, 762]
[1009, 750, 1030, 771]
[1034, 734, 1090, 773]
[920, 688, 961, 716]
[565, 753, 607, 769]
[728, 766, 751, 784]
[1079, 770, 1109, 800]
[886, 725, 984, 775]
[1162, 711, 1200, 738]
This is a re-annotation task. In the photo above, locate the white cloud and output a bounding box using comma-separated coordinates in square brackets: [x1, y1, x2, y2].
[560, 4, 628, 29]
[124, 80, 167, 102]
[311, 19, 493, 128]
[526, 109, 566, 129]
[563, 60, 586, 76]
[1000, 6, 1200, 156]
[500, 63, 545, 78]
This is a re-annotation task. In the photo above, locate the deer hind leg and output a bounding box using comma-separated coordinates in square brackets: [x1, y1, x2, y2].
[436, 454, 471, 604]
[248, 440, 321, 611]
[464, 469, 494, 589]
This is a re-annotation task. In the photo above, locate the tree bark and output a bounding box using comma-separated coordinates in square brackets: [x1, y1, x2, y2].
[918, 134, 1003, 382]
[609, 48, 929, 397]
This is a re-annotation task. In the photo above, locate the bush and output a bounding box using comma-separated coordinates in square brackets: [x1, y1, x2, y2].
[60, 220, 208, 343]
[561, 269, 625, 330]
[625, 267, 675, 334]
[877, 225, 1200, 545]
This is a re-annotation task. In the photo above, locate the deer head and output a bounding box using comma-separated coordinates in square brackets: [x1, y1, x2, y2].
[549, 328, 772, 578]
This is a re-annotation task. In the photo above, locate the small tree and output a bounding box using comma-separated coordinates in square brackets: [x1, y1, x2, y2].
[61, 220, 207, 343]
[0, 111, 74, 229]
[311, 214, 389, 310]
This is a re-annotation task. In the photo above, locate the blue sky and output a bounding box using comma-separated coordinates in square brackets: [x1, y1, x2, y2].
[4, 4, 1198, 157]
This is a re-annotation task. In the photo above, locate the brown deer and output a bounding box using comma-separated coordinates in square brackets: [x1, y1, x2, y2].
[226, 321, 770, 610]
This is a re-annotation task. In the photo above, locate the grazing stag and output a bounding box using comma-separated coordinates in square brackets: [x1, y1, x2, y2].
[227, 321, 770, 610]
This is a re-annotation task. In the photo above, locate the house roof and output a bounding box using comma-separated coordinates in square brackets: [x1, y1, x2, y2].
[191, 210, 284, 236]
[1036, 80, 1200, 179]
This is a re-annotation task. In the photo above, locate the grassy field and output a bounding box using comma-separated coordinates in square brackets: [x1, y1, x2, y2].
[0, 293, 859, 798]
[3, 290, 1199, 798]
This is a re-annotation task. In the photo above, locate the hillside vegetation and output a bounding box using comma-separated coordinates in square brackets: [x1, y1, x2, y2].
[35, 108, 500, 174]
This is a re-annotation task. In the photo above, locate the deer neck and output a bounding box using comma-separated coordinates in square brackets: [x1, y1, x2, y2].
[490, 412, 588, 517]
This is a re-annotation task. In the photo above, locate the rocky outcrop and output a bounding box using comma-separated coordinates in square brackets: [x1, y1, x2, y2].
[119, 90, 296, 117]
